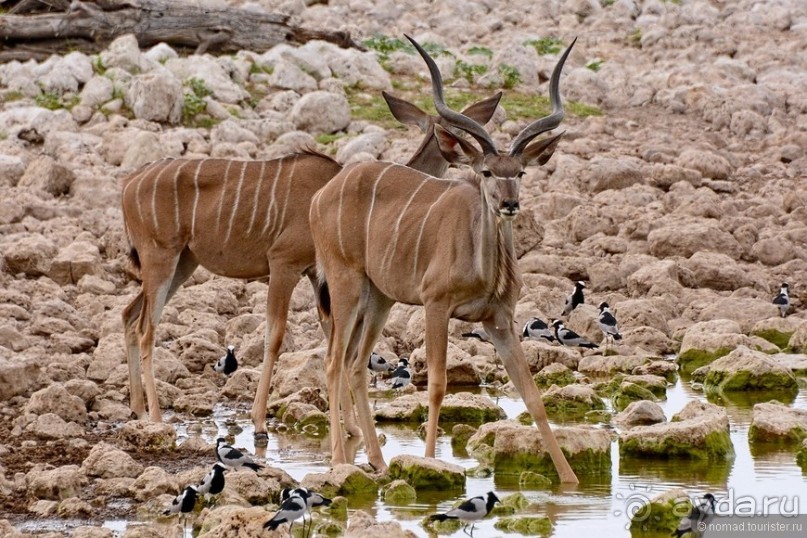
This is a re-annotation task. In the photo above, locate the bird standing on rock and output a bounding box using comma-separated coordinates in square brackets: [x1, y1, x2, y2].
[552, 320, 598, 349]
[597, 302, 622, 348]
[264, 488, 310, 534]
[212, 344, 238, 375]
[368, 351, 394, 386]
[561, 281, 586, 317]
[163, 485, 198, 532]
[215, 437, 263, 471]
[522, 317, 555, 342]
[196, 463, 226, 495]
[430, 491, 500, 537]
[281, 487, 332, 536]
[672, 493, 716, 537]
[389, 358, 412, 390]
[773, 282, 791, 318]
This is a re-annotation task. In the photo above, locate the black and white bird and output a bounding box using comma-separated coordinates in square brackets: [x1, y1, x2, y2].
[561, 281, 586, 317]
[196, 463, 226, 496]
[163, 485, 198, 531]
[552, 320, 598, 349]
[773, 282, 790, 318]
[215, 437, 263, 471]
[430, 491, 500, 537]
[212, 344, 238, 375]
[389, 358, 412, 390]
[368, 351, 394, 386]
[672, 493, 716, 537]
[461, 328, 491, 343]
[522, 317, 555, 342]
[264, 488, 309, 534]
[281, 487, 332, 536]
[597, 302, 622, 347]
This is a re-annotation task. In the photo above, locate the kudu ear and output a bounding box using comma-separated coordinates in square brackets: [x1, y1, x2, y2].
[459, 92, 502, 126]
[382, 91, 431, 132]
[434, 124, 480, 166]
[521, 132, 565, 166]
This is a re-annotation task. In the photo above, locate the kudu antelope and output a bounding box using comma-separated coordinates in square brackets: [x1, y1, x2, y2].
[310, 35, 579, 483]
[120, 91, 501, 437]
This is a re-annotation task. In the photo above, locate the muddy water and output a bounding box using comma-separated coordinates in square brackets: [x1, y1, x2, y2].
[94, 378, 806, 537]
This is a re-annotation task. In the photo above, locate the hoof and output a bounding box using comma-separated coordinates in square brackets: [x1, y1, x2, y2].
[254, 431, 269, 446]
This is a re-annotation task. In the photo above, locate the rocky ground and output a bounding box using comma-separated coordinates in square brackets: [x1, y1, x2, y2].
[0, 0, 806, 536]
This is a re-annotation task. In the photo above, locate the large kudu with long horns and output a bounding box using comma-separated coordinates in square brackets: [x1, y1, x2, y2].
[310, 35, 579, 483]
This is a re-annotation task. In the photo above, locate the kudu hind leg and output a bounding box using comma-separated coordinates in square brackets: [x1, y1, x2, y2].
[135, 251, 196, 422]
[346, 288, 393, 471]
[252, 266, 300, 436]
[483, 318, 579, 484]
[122, 292, 146, 419]
[306, 270, 361, 438]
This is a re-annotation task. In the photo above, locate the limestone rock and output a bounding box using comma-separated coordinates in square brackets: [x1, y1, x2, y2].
[271, 347, 327, 399]
[82, 442, 144, 478]
[614, 400, 666, 429]
[300, 464, 377, 498]
[118, 421, 177, 452]
[290, 91, 350, 134]
[0, 357, 44, 400]
[27, 413, 85, 440]
[542, 384, 605, 418]
[47, 241, 102, 285]
[18, 156, 75, 197]
[748, 401, 807, 443]
[619, 401, 732, 460]
[388, 455, 465, 491]
[26, 464, 87, 500]
[703, 346, 798, 393]
[533, 363, 575, 388]
[374, 392, 505, 423]
[24, 383, 88, 424]
[2, 234, 58, 277]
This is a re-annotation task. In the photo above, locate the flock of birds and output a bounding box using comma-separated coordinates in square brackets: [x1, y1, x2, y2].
[182, 280, 791, 536]
[161, 433, 501, 536]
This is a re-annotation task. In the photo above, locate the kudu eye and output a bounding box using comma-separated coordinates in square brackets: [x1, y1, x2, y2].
[481, 170, 493, 178]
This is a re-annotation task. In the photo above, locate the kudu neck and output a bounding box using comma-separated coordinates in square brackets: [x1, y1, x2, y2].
[476, 181, 519, 303]
[405, 136, 451, 178]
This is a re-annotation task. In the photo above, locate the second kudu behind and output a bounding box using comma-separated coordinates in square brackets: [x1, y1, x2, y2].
[120, 88, 501, 437]
[310, 35, 579, 483]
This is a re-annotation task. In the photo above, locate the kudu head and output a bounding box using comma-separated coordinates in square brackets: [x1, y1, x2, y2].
[406, 34, 575, 220]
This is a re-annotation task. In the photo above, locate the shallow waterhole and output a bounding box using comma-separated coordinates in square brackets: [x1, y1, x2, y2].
[16, 377, 807, 538]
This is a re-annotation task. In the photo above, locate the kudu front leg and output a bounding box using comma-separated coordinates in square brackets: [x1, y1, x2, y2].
[483, 319, 579, 484]
[424, 305, 450, 458]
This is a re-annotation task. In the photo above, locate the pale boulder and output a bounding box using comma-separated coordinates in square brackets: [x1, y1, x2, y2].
[0, 357, 44, 400]
[678, 252, 763, 291]
[290, 91, 351, 134]
[24, 383, 88, 424]
[221, 368, 261, 400]
[17, 156, 75, 197]
[165, 55, 250, 103]
[270, 347, 327, 398]
[119, 421, 176, 452]
[675, 149, 732, 179]
[614, 400, 666, 429]
[703, 346, 798, 393]
[625, 260, 682, 296]
[82, 442, 144, 478]
[648, 221, 742, 259]
[129, 466, 177, 502]
[47, 241, 103, 285]
[26, 464, 87, 500]
[336, 131, 387, 162]
[697, 298, 781, 333]
[619, 401, 732, 459]
[120, 131, 166, 170]
[125, 72, 184, 123]
[267, 60, 318, 92]
[582, 156, 645, 193]
[749, 401, 807, 443]
[2, 234, 58, 277]
[100, 34, 144, 72]
[27, 413, 85, 440]
[300, 464, 378, 497]
[79, 76, 115, 108]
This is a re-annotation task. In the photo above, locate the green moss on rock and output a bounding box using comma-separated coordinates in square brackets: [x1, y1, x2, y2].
[495, 516, 552, 535]
[629, 491, 692, 534]
[388, 455, 466, 491]
[620, 430, 733, 460]
[519, 471, 552, 488]
[704, 369, 798, 394]
[328, 496, 348, 521]
[382, 479, 417, 504]
[494, 446, 611, 480]
[517, 411, 534, 425]
[677, 347, 732, 374]
[797, 442, 807, 472]
[613, 382, 657, 411]
[752, 328, 793, 350]
[451, 424, 477, 451]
